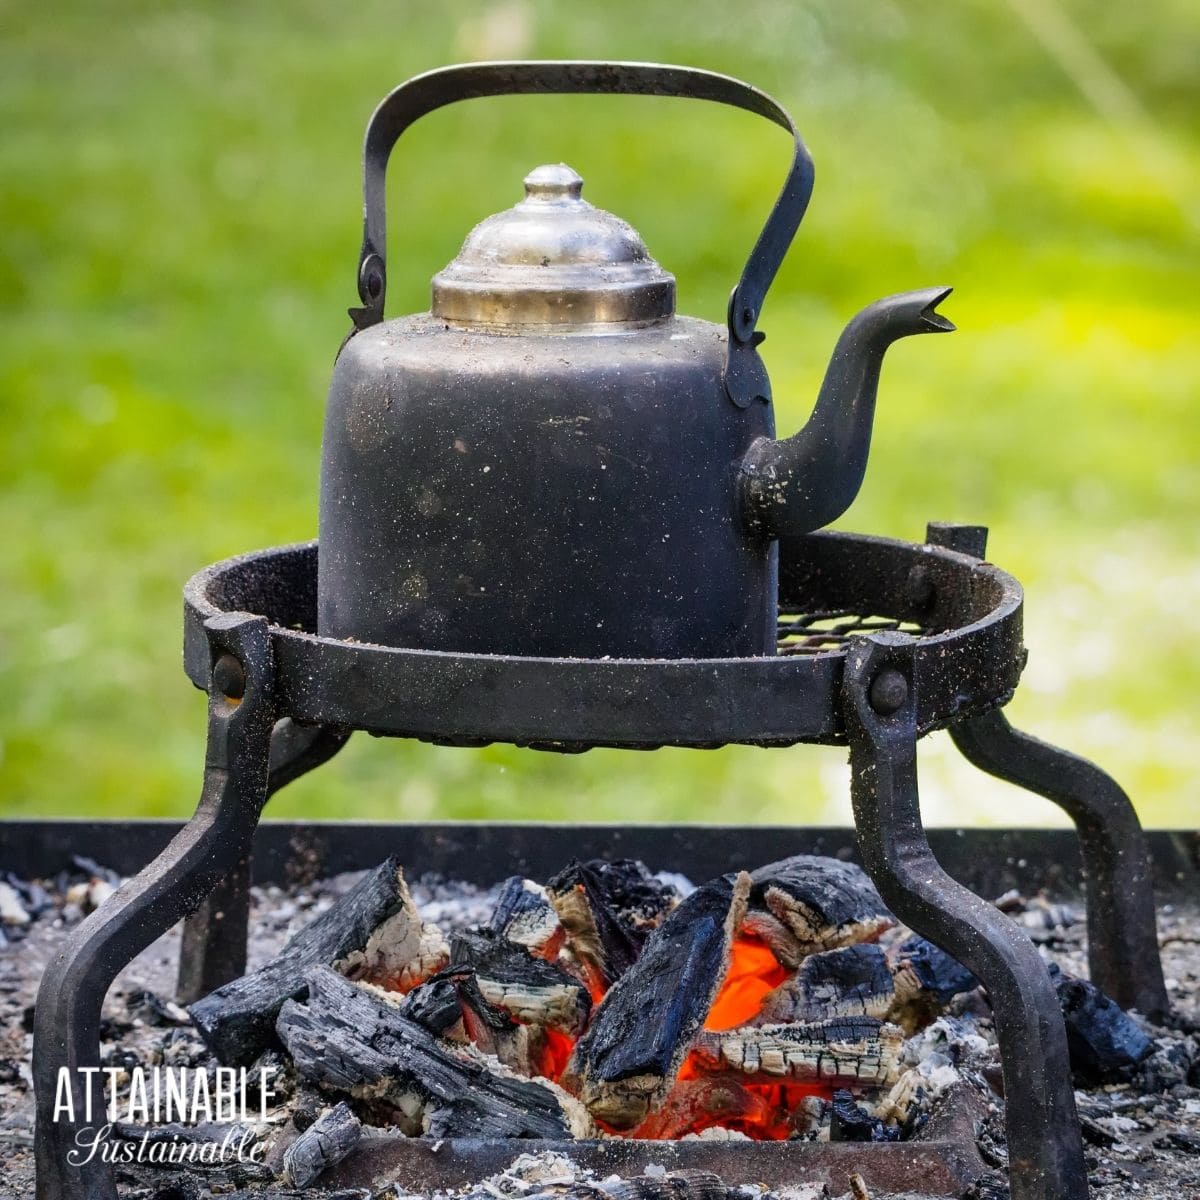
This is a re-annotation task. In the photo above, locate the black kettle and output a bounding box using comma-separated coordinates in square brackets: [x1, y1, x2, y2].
[318, 62, 953, 659]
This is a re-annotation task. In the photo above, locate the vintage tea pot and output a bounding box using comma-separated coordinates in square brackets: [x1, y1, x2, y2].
[319, 62, 954, 659]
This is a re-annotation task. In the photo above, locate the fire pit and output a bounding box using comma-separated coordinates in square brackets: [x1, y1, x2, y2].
[29, 60, 1170, 1200]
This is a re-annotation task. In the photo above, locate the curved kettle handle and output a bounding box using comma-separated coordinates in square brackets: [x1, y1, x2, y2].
[351, 60, 814, 407]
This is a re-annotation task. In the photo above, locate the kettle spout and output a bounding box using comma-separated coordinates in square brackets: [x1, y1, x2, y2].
[739, 286, 954, 537]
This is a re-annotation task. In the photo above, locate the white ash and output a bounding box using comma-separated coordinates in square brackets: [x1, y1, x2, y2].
[0, 881, 32, 927]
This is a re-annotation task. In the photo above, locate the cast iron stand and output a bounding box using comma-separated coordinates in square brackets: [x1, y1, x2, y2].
[32, 524, 1166, 1200]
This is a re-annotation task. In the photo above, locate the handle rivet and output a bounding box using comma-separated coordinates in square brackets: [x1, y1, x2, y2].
[213, 654, 246, 701]
[869, 668, 908, 715]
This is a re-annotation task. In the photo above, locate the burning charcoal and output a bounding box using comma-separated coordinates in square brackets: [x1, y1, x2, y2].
[489, 876, 565, 959]
[629, 1078, 784, 1140]
[277, 966, 594, 1139]
[582, 858, 680, 928]
[431, 965, 544, 1075]
[564, 872, 750, 1129]
[829, 1088, 899, 1142]
[691, 1016, 903, 1087]
[743, 857, 894, 967]
[1047, 964, 1154, 1084]
[190, 858, 446, 1066]
[886, 934, 979, 1030]
[756, 944, 895, 1025]
[281, 1100, 362, 1189]
[451, 928, 591, 1035]
[398, 975, 465, 1037]
[871, 1060, 963, 1133]
[547, 860, 647, 991]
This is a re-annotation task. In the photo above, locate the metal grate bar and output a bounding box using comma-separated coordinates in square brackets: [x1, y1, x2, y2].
[776, 609, 926, 655]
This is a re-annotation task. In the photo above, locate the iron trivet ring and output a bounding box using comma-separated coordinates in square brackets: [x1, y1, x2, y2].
[177, 525, 1024, 749]
[32, 523, 1166, 1200]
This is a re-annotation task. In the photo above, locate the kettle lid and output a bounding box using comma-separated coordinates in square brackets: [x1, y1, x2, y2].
[431, 164, 675, 330]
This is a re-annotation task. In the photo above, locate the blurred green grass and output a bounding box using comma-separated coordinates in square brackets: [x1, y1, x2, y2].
[1, 1, 1197, 829]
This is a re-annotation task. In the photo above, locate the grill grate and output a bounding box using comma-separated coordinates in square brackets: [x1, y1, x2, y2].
[776, 610, 927, 655]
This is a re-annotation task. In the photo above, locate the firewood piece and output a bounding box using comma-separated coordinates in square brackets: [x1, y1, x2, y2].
[1048, 964, 1154, 1084]
[886, 935, 979, 1029]
[281, 1101, 361, 1189]
[580, 858, 680, 929]
[277, 966, 593, 1139]
[441, 965, 542, 1076]
[565, 872, 751, 1130]
[691, 1016, 903, 1087]
[547, 861, 647, 991]
[489, 877, 565, 959]
[744, 857, 894, 967]
[756, 944, 895, 1025]
[451, 928, 591, 1035]
[190, 857, 441, 1066]
[397, 975, 464, 1037]
[829, 1089, 900, 1143]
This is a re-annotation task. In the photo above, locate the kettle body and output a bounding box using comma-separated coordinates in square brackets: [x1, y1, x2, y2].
[320, 315, 777, 658]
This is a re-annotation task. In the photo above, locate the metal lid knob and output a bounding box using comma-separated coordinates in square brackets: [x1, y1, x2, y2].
[431, 163, 675, 330]
[522, 163, 584, 202]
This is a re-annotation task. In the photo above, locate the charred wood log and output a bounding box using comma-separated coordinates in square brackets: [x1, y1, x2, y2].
[276, 966, 594, 1139]
[756, 944, 895, 1024]
[190, 858, 445, 1066]
[564, 872, 750, 1129]
[396, 974, 464, 1038]
[547, 861, 648, 992]
[744, 856, 894, 967]
[1048, 963, 1154, 1084]
[450, 928, 591, 1035]
[691, 1016, 903, 1088]
[439, 965, 543, 1076]
[887, 935, 980, 1030]
[575, 858, 680, 929]
[280, 1100, 361, 1189]
[489, 876, 565, 959]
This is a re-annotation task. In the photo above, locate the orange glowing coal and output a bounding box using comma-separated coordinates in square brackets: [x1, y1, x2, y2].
[532, 934, 823, 1140]
[704, 935, 789, 1031]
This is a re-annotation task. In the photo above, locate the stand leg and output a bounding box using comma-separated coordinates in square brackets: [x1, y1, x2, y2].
[843, 633, 1089, 1200]
[175, 719, 350, 1003]
[951, 710, 1167, 1020]
[33, 614, 276, 1200]
[926, 521, 1167, 1020]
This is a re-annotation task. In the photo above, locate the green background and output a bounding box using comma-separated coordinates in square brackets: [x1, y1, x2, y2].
[2, 2, 1196, 828]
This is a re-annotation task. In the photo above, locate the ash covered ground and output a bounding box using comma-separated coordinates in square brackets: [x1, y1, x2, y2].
[0, 858, 1197, 1200]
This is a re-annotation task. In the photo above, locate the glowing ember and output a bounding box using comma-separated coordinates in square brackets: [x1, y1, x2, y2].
[381, 858, 903, 1141]
[704, 936, 789, 1031]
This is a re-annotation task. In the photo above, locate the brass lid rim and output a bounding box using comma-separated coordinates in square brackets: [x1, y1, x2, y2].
[432, 274, 675, 329]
